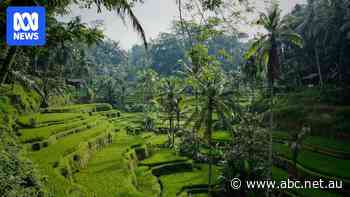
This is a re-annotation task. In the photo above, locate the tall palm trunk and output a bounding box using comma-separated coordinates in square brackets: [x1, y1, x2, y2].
[1, 47, 18, 84]
[193, 89, 199, 158]
[176, 110, 180, 130]
[170, 117, 175, 148]
[207, 96, 213, 196]
[266, 36, 278, 197]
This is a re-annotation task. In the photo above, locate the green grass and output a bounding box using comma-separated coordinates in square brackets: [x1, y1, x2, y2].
[134, 167, 161, 196]
[141, 149, 188, 167]
[46, 103, 112, 113]
[93, 109, 120, 117]
[112, 112, 144, 128]
[160, 164, 221, 197]
[273, 131, 350, 153]
[28, 121, 112, 196]
[19, 107, 346, 197]
[273, 143, 350, 180]
[144, 133, 169, 146]
[73, 131, 159, 197]
[18, 113, 84, 127]
[212, 130, 231, 142]
[19, 115, 100, 142]
[0, 84, 41, 113]
[304, 136, 350, 153]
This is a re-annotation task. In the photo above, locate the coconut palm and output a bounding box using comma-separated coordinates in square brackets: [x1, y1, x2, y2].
[244, 4, 303, 183]
[245, 4, 303, 85]
[137, 69, 159, 129]
[186, 64, 239, 195]
[295, 0, 326, 87]
[158, 78, 185, 148]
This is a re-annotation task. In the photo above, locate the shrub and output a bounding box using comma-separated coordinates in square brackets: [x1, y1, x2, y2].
[29, 118, 37, 128]
[95, 103, 112, 112]
[73, 154, 81, 162]
[52, 161, 59, 168]
[31, 143, 41, 151]
[178, 130, 196, 157]
[60, 167, 70, 178]
[42, 141, 49, 148]
[134, 147, 148, 161]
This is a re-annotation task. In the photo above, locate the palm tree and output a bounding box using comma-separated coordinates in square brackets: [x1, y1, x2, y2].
[295, 0, 325, 87]
[185, 44, 212, 158]
[186, 65, 238, 195]
[137, 69, 159, 129]
[244, 3, 303, 186]
[158, 78, 184, 148]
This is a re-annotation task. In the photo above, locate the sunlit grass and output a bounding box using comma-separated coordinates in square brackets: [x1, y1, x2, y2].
[73, 131, 159, 197]
[20, 115, 100, 142]
[160, 164, 221, 197]
[212, 130, 231, 142]
[141, 149, 188, 167]
[18, 113, 84, 126]
[28, 119, 112, 195]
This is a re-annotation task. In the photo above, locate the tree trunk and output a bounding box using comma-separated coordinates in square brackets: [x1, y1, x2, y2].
[176, 110, 180, 130]
[0, 46, 18, 84]
[167, 117, 172, 146]
[266, 36, 278, 197]
[315, 47, 323, 88]
[170, 117, 175, 148]
[265, 79, 274, 197]
[193, 90, 199, 159]
[207, 97, 213, 196]
[33, 52, 38, 75]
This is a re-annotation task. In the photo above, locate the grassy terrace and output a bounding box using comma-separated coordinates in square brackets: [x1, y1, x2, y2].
[16, 104, 348, 197]
[19, 115, 101, 143]
[112, 112, 144, 128]
[273, 143, 350, 180]
[74, 131, 160, 197]
[18, 113, 85, 127]
[142, 133, 168, 146]
[273, 131, 350, 153]
[160, 164, 221, 197]
[28, 119, 112, 195]
[140, 149, 188, 167]
[45, 103, 112, 113]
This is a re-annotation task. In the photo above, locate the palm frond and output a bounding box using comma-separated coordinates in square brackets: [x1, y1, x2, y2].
[280, 32, 304, 48]
[119, 0, 148, 49]
[261, 49, 270, 67]
[244, 38, 265, 60]
[73, 0, 148, 49]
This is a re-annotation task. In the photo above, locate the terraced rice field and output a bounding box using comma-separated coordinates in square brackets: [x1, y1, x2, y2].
[18, 103, 349, 196]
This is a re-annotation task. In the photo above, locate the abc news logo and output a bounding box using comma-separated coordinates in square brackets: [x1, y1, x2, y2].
[13, 12, 39, 40]
[7, 7, 46, 46]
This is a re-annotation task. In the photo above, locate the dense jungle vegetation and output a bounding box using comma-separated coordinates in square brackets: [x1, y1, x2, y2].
[1, 0, 350, 196]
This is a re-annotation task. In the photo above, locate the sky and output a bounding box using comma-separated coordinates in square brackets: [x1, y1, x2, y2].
[60, 0, 306, 50]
